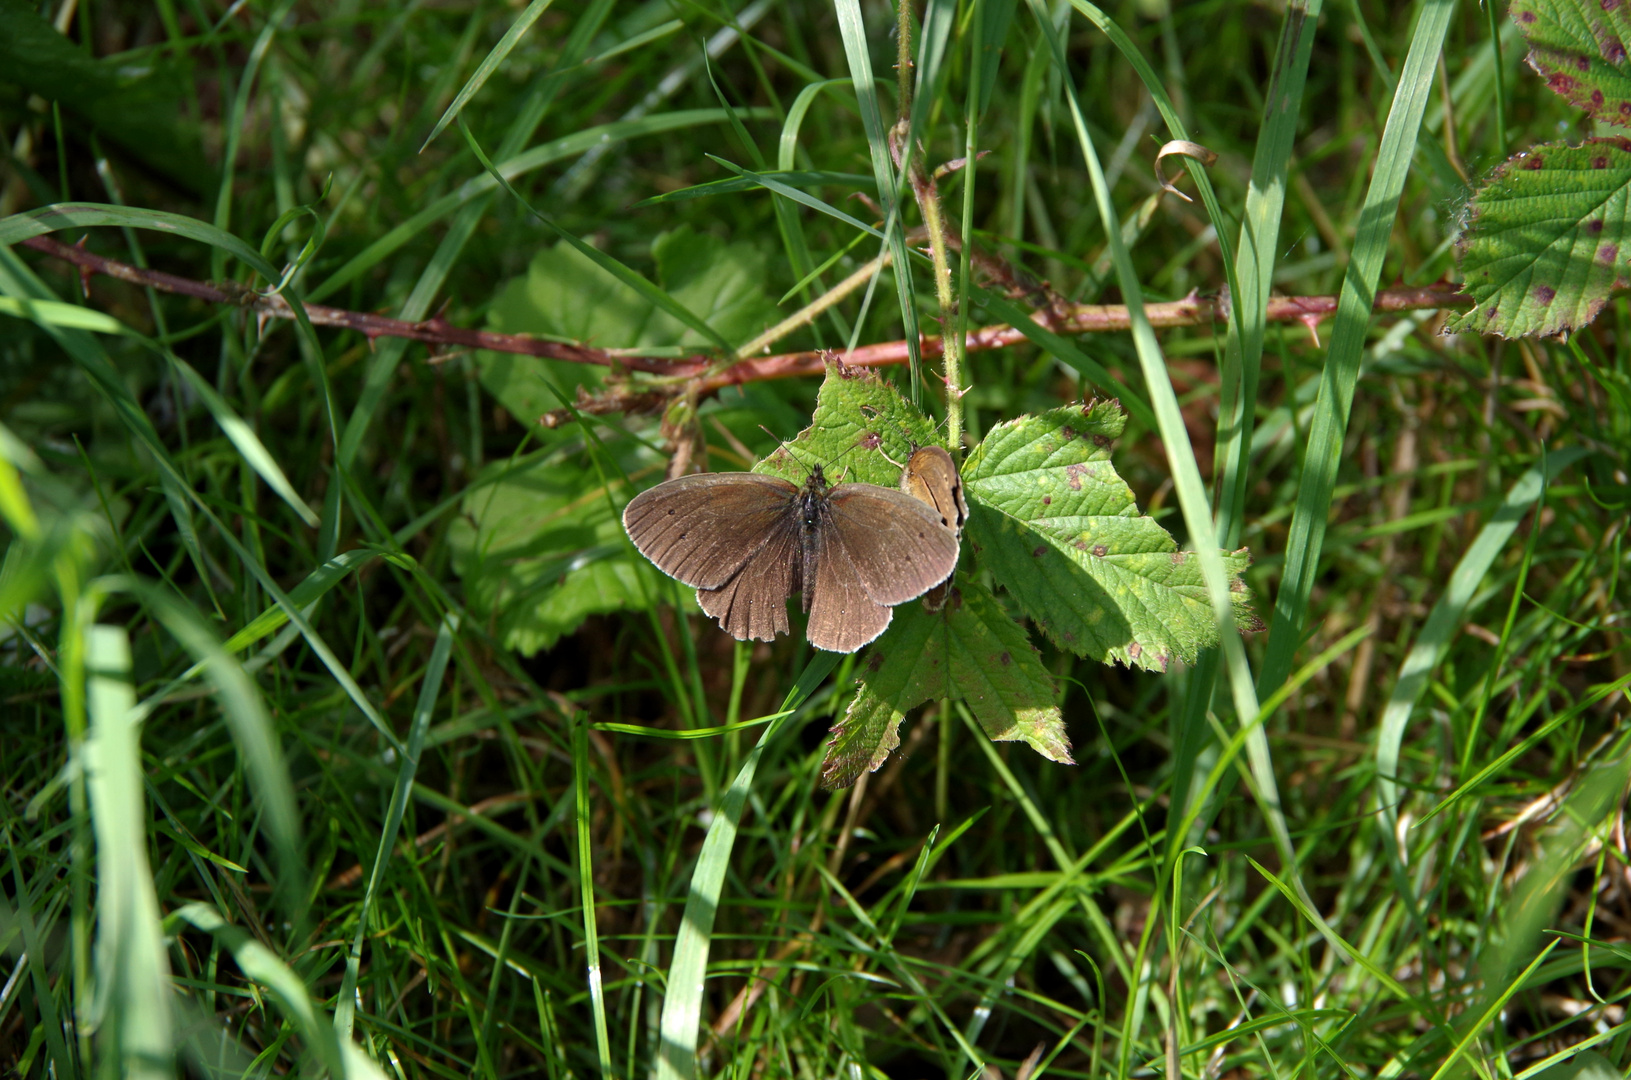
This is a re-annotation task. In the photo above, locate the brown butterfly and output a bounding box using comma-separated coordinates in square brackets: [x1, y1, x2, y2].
[622, 463, 960, 653]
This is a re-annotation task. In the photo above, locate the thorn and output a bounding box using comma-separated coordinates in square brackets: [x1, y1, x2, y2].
[1300, 313, 1322, 349]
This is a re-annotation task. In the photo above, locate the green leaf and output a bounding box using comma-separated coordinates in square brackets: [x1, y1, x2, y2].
[755, 362, 943, 486]
[0, 0, 210, 189]
[963, 401, 1260, 670]
[479, 226, 783, 422]
[1511, 0, 1631, 125]
[450, 451, 667, 655]
[1447, 138, 1631, 337]
[822, 577, 1069, 789]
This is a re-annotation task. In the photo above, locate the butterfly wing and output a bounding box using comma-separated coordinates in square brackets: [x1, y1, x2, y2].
[622, 472, 798, 589]
[824, 484, 962, 605]
[805, 538, 893, 653]
[696, 516, 800, 642]
[899, 446, 969, 534]
[804, 483, 962, 653]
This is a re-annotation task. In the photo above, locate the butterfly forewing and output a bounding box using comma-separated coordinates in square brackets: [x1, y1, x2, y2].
[823, 486, 961, 606]
[622, 473, 799, 589]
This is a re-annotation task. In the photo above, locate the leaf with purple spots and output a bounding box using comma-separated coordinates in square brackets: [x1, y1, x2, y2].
[821, 578, 1068, 789]
[960, 402, 1260, 670]
[1510, 0, 1631, 125]
[1448, 137, 1631, 337]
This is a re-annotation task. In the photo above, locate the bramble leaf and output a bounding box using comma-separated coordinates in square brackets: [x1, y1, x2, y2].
[1447, 138, 1631, 337]
[821, 578, 1068, 789]
[1511, 0, 1631, 126]
[479, 226, 781, 422]
[963, 401, 1259, 670]
[755, 362, 943, 485]
[450, 449, 672, 654]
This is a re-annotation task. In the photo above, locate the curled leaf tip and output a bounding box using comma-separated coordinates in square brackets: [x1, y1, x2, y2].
[1154, 140, 1218, 203]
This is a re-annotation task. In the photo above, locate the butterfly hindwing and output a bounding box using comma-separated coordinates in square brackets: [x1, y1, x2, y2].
[696, 517, 800, 642]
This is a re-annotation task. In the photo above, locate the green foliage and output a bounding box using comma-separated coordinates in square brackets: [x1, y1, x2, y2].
[823, 577, 1067, 788]
[1452, 0, 1631, 336]
[480, 227, 782, 417]
[450, 446, 669, 654]
[965, 401, 1259, 669]
[1449, 139, 1631, 336]
[1, 0, 1628, 1078]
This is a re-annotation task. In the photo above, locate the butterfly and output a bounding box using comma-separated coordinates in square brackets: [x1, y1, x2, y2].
[622, 460, 961, 653]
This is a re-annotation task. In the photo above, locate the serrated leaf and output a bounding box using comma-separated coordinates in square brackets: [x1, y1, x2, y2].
[1511, 0, 1631, 125]
[963, 401, 1259, 670]
[821, 577, 1068, 789]
[478, 226, 783, 422]
[449, 451, 669, 654]
[1447, 138, 1631, 337]
[755, 362, 943, 484]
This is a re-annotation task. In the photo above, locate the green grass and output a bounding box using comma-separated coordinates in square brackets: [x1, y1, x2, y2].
[2, 0, 1630, 1077]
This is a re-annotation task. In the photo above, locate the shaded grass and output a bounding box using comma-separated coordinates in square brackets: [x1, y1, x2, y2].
[1, 0, 1629, 1077]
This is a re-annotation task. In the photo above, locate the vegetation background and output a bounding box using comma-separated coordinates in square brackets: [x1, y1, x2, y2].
[0, 0, 1627, 1076]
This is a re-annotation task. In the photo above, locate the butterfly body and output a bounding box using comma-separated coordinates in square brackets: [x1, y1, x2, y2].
[623, 463, 960, 653]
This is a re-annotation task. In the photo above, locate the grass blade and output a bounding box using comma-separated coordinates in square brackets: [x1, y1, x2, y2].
[334, 613, 460, 1040]
[1255, 0, 1457, 700]
[421, 0, 560, 150]
[655, 652, 838, 1080]
[1374, 448, 1589, 837]
[84, 624, 172, 1078]
[833, 0, 923, 395]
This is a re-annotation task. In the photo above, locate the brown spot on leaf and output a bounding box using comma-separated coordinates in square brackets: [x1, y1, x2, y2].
[1534, 284, 1556, 304]
[1092, 544, 1108, 557]
[1594, 156, 1610, 169]
[1092, 434, 1112, 449]
[1074, 539, 1088, 550]
[856, 430, 881, 450]
[1517, 7, 1536, 20]
[1128, 642, 1143, 659]
[1064, 463, 1088, 490]
[1577, 54, 1592, 71]
[1524, 152, 1547, 169]
[1610, 42, 1628, 61]
[1604, 0, 1620, 11]
[1593, 90, 1607, 108]
[1599, 243, 1618, 264]
[1171, 551, 1187, 565]
[1061, 425, 1077, 441]
[1156, 653, 1171, 672]
[1041, 495, 1052, 505]
[1032, 545, 1046, 557]
[866, 652, 885, 672]
[1588, 218, 1606, 233]
[1000, 652, 1012, 666]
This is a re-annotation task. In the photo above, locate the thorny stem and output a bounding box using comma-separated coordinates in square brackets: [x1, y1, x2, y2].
[21, 232, 1469, 412]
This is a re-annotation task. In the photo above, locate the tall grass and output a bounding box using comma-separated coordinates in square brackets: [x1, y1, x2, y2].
[2, 0, 1628, 1077]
